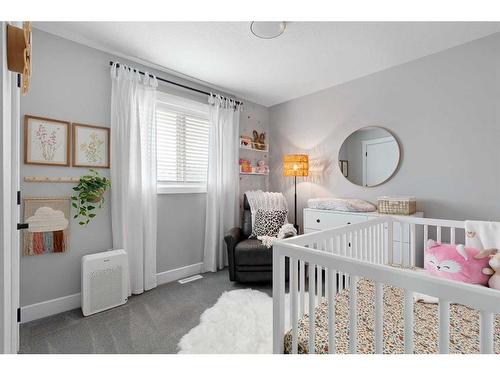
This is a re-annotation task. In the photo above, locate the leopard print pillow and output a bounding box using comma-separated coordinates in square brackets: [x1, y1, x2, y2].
[251, 209, 288, 238]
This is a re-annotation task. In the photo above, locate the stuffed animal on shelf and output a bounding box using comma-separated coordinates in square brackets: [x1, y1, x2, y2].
[239, 159, 252, 173]
[240, 135, 253, 149]
[255, 160, 269, 174]
[424, 239, 490, 286]
[252, 130, 266, 150]
[475, 249, 500, 290]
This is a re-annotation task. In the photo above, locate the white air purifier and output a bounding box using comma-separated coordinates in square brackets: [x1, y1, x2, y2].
[81, 249, 129, 316]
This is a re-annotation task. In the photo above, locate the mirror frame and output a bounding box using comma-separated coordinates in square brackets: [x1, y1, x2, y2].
[338, 126, 401, 188]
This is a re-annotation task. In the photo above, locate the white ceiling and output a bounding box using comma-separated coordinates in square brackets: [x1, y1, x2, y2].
[35, 22, 500, 107]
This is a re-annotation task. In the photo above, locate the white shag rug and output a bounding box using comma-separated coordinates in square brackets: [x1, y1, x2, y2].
[178, 289, 306, 354]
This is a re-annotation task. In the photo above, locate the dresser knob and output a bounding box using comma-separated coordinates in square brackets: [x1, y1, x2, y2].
[347, 222, 351, 225]
[316, 218, 320, 223]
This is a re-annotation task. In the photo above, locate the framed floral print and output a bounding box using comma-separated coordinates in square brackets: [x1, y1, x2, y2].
[24, 115, 70, 166]
[72, 123, 110, 168]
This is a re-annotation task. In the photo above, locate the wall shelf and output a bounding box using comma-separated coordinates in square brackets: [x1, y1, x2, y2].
[239, 172, 269, 176]
[24, 176, 80, 183]
[239, 145, 268, 153]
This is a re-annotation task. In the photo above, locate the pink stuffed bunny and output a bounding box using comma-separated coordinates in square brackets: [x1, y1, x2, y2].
[474, 249, 500, 290]
[424, 239, 490, 285]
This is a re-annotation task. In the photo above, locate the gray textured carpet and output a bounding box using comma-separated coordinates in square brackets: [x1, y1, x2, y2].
[20, 270, 271, 354]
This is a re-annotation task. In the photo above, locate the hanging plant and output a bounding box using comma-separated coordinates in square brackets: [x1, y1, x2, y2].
[72, 169, 111, 226]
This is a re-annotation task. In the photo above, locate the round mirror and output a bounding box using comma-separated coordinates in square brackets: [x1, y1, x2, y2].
[338, 127, 400, 187]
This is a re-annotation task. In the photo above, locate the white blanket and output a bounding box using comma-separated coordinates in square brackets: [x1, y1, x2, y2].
[258, 223, 297, 248]
[245, 190, 289, 228]
[465, 220, 500, 250]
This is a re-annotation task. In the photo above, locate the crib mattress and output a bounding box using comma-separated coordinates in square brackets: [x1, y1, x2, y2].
[284, 279, 500, 354]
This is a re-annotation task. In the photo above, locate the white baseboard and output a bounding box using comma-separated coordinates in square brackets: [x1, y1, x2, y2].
[21, 262, 204, 323]
[21, 293, 81, 323]
[156, 262, 203, 286]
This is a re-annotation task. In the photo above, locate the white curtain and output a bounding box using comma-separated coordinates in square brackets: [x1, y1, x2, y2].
[203, 95, 242, 272]
[110, 63, 158, 294]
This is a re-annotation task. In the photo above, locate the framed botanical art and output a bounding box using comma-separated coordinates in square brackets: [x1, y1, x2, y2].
[24, 115, 70, 166]
[72, 123, 110, 168]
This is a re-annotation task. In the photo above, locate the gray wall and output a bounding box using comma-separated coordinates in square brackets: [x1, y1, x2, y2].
[269, 32, 500, 229]
[20, 29, 267, 307]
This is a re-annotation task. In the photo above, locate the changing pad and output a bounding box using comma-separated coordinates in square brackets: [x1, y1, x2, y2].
[307, 198, 376, 212]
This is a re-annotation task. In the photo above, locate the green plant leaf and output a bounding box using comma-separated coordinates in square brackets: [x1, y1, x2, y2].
[79, 221, 86, 225]
[72, 203, 77, 208]
[88, 213, 96, 218]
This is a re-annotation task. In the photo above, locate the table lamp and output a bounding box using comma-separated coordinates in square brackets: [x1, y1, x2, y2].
[283, 154, 309, 230]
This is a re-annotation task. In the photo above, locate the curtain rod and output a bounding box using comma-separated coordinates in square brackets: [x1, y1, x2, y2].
[109, 61, 243, 106]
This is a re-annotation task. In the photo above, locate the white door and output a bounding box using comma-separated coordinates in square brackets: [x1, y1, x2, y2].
[362, 137, 399, 187]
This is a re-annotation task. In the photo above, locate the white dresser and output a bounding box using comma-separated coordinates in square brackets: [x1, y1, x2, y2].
[303, 208, 424, 265]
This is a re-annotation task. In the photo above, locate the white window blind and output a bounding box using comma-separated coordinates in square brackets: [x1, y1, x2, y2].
[156, 92, 210, 193]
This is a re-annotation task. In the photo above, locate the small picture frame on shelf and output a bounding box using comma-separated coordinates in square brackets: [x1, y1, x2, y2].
[72, 123, 110, 168]
[339, 160, 348, 177]
[24, 115, 70, 166]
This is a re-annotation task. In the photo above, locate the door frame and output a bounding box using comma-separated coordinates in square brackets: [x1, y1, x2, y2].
[1, 20, 20, 354]
[362, 136, 399, 187]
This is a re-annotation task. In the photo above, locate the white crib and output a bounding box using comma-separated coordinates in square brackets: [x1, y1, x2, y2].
[272, 216, 500, 354]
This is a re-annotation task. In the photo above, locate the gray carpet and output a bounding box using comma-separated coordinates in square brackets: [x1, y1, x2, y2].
[20, 270, 271, 354]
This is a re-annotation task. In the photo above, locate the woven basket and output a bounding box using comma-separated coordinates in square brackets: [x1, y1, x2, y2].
[378, 196, 416, 215]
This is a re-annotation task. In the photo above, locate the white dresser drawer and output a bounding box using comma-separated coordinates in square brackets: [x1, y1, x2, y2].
[304, 210, 368, 231]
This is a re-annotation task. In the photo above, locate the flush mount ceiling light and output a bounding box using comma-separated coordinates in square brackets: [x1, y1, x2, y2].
[250, 22, 287, 39]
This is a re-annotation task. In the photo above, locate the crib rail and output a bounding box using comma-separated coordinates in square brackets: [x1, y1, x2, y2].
[272, 216, 499, 354]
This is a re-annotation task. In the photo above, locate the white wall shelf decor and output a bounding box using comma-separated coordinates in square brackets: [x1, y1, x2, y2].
[24, 176, 80, 183]
[239, 172, 269, 176]
[239, 145, 269, 153]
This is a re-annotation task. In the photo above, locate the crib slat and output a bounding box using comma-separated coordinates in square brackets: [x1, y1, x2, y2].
[299, 260, 305, 316]
[397, 222, 403, 266]
[317, 265, 323, 299]
[404, 290, 414, 354]
[450, 227, 456, 245]
[424, 225, 429, 248]
[309, 263, 316, 354]
[379, 224, 383, 264]
[410, 224, 416, 267]
[438, 299, 450, 354]
[387, 221, 393, 265]
[437, 226, 442, 243]
[363, 226, 367, 262]
[375, 282, 384, 354]
[272, 253, 285, 353]
[349, 275, 358, 353]
[327, 268, 336, 354]
[375, 224, 380, 264]
[480, 311, 494, 354]
[291, 258, 299, 354]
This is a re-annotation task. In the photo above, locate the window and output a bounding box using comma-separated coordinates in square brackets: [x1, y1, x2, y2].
[156, 92, 210, 194]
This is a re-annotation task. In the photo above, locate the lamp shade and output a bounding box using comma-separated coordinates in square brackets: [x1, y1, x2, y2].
[283, 154, 309, 177]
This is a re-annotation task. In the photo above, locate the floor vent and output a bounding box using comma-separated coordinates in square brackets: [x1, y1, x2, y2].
[178, 275, 203, 284]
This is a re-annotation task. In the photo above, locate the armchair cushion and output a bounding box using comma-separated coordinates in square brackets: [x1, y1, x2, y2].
[234, 239, 272, 266]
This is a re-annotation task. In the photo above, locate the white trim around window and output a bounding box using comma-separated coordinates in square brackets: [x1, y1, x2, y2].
[157, 183, 207, 195]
